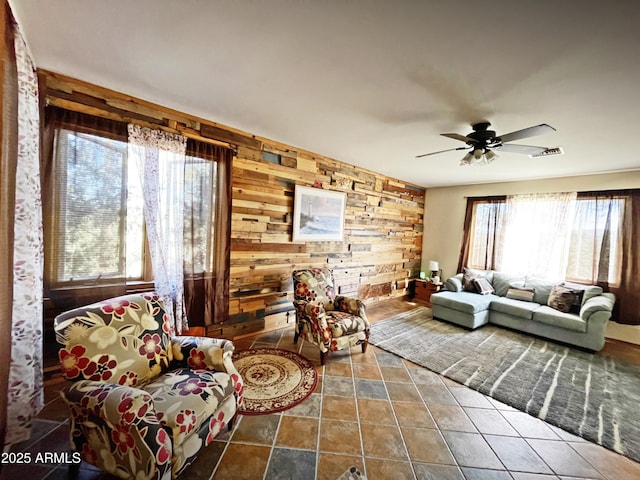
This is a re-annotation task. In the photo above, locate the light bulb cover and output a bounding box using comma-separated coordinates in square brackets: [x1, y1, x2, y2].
[485, 150, 497, 162]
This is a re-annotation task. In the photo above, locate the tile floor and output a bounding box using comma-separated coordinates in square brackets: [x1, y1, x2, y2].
[4, 300, 640, 480]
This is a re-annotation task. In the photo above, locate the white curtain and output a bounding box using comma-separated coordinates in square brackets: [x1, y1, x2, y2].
[7, 26, 44, 444]
[500, 192, 577, 280]
[127, 125, 188, 334]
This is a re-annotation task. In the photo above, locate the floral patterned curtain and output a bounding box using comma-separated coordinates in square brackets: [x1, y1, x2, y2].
[127, 125, 188, 334]
[6, 25, 44, 445]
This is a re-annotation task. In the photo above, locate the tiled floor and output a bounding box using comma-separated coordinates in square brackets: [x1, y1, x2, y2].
[4, 299, 640, 480]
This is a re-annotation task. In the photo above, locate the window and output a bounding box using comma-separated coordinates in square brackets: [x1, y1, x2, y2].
[51, 129, 144, 285]
[48, 127, 218, 287]
[462, 193, 626, 285]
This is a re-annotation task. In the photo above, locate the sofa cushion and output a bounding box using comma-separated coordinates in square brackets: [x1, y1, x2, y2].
[532, 306, 587, 333]
[430, 291, 498, 314]
[492, 272, 525, 297]
[506, 286, 535, 302]
[490, 297, 541, 320]
[524, 277, 555, 305]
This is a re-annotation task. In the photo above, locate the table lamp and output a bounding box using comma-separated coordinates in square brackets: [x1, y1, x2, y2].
[429, 260, 440, 283]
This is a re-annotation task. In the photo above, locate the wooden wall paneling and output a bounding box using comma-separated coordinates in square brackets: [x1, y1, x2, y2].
[39, 70, 426, 339]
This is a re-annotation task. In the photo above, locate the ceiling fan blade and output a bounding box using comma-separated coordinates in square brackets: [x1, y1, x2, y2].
[441, 133, 473, 143]
[494, 144, 547, 156]
[415, 147, 468, 158]
[498, 124, 556, 143]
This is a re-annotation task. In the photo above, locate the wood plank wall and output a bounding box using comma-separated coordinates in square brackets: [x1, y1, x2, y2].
[40, 71, 425, 338]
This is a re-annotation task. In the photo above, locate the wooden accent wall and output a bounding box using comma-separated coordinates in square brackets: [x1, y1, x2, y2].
[39, 71, 425, 337]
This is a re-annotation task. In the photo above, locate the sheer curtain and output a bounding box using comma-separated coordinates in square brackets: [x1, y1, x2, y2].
[128, 125, 188, 334]
[500, 192, 577, 280]
[6, 25, 44, 445]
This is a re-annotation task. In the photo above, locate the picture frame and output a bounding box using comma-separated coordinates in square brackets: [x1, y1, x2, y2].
[292, 185, 346, 242]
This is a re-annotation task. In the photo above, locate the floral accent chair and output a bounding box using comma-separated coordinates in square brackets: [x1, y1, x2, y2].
[54, 292, 244, 480]
[292, 268, 370, 364]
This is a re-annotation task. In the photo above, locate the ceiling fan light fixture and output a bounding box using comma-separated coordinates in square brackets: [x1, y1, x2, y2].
[460, 151, 473, 166]
[484, 149, 497, 163]
[473, 148, 483, 160]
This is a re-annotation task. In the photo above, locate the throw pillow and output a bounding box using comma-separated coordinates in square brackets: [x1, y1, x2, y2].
[547, 285, 575, 313]
[473, 277, 495, 295]
[462, 267, 484, 292]
[506, 285, 536, 302]
[559, 282, 587, 313]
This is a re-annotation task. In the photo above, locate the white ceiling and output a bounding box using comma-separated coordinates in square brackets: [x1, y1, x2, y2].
[10, 0, 640, 187]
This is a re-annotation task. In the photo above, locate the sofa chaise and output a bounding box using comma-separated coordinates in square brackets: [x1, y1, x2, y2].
[430, 270, 616, 351]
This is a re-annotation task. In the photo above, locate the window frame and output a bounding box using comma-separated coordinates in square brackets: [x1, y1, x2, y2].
[460, 193, 626, 285]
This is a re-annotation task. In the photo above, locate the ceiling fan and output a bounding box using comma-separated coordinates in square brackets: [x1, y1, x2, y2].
[416, 122, 556, 165]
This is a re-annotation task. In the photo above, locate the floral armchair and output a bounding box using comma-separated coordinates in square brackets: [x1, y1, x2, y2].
[54, 292, 244, 479]
[292, 268, 370, 364]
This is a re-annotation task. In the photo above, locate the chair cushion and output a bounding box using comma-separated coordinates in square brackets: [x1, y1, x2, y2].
[143, 368, 236, 446]
[326, 311, 367, 338]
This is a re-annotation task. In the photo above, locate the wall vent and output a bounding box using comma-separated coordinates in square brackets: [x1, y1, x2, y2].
[529, 147, 564, 158]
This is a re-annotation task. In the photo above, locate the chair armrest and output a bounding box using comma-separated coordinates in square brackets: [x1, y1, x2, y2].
[171, 336, 235, 373]
[334, 296, 370, 328]
[293, 300, 331, 342]
[63, 380, 159, 426]
[61, 381, 172, 477]
[580, 293, 616, 322]
[171, 336, 245, 405]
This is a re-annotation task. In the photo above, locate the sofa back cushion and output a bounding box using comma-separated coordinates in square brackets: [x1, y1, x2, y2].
[524, 277, 555, 305]
[54, 293, 173, 385]
[492, 272, 525, 297]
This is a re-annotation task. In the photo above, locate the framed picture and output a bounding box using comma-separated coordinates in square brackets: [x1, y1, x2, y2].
[292, 185, 346, 242]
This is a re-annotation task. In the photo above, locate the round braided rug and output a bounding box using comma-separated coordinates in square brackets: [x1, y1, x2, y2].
[233, 348, 318, 415]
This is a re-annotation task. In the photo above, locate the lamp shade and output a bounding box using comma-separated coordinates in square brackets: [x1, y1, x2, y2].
[428, 260, 439, 271]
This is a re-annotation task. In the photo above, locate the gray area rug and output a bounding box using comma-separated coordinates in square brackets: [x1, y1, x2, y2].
[369, 306, 640, 463]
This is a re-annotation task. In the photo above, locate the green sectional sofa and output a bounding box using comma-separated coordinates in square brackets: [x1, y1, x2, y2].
[430, 270, 616, 351]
